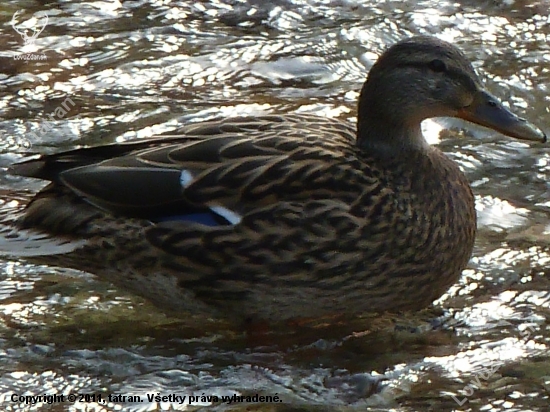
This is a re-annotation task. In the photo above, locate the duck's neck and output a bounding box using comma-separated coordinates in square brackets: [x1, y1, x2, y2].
[356, 78, 430, 157]
[356, 113, 429, 157]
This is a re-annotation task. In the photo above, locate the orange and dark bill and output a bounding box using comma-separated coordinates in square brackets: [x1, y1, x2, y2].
[457, 90, 546, 143]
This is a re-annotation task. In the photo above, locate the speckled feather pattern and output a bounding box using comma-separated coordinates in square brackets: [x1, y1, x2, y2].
[14, 114, 476, 321]
[9, 35, 540, 323]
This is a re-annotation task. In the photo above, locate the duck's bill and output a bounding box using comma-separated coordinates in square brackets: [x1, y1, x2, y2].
[457, 90, 547, 143]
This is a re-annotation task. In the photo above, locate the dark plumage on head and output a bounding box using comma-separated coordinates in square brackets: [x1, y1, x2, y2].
[357, 36, 544, 153]
[3, 36, 545, 323]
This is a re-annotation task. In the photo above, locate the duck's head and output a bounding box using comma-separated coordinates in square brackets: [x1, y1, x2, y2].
[357, 36, 546, 153]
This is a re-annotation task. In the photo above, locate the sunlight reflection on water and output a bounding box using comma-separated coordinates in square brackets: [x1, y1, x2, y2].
[0, 0, 549, 411]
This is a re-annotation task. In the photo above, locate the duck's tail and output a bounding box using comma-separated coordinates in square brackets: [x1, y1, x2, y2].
[0, 191, 86, 258]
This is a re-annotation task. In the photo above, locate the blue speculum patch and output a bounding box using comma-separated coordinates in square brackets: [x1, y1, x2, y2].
[153, 212, 228, 226]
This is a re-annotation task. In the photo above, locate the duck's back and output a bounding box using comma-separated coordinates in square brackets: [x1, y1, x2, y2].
[7, 115, 476, 321]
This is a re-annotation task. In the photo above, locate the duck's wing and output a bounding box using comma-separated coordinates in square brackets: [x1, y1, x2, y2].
[144, 199, 368, 294]
[11, 115, 358, 228]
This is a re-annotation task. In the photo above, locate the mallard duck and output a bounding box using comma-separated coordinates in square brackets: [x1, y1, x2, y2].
[4, 36, 546, 322]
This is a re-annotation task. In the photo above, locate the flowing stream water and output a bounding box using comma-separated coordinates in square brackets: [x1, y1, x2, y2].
[0, 1, 549, 411]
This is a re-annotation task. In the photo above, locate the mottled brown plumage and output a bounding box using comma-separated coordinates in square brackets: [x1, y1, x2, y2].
[3, 36, 546, 322]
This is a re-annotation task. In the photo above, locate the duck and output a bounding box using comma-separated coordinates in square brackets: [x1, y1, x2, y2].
[4, 36, 546, 323]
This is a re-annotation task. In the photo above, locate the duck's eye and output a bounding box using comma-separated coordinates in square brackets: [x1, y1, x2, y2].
[428, 59, 447, 72]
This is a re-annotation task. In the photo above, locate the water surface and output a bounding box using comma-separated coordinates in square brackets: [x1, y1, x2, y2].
[0, 0, 549, 411]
